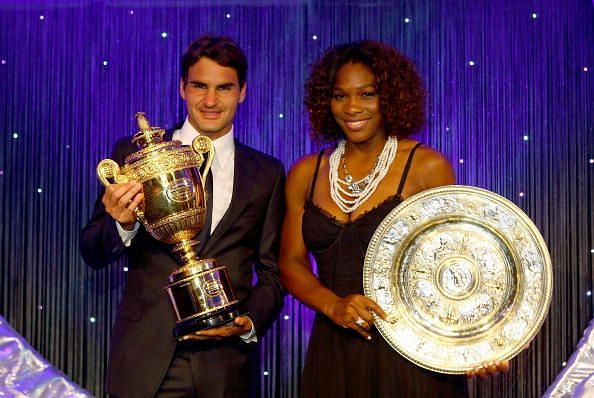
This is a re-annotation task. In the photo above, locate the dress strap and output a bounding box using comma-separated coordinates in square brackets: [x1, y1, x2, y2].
[309, 149, 326, 200]
[396, 142, 423, 196]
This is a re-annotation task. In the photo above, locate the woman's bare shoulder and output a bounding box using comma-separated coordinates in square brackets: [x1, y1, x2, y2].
[288, 150, 329, 179]
[416, 146, 452, 169]
[400, 139, 456, 187]
[286, 149, 331, 200]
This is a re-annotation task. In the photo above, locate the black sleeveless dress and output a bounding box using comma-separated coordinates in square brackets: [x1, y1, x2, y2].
[301, 144, 469, 398]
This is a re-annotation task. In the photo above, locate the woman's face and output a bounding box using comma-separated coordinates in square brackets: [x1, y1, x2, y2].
[330, 62, 385, 144]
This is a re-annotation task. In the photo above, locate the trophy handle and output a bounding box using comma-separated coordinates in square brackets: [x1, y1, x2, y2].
[191, 136, 215, 190]
[97, 159, 130, 186]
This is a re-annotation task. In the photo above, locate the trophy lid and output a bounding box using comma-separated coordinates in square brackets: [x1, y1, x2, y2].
[131, 112, 165, 148]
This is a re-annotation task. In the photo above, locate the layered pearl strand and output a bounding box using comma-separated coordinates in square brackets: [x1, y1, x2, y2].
[329, 136, 398, 213]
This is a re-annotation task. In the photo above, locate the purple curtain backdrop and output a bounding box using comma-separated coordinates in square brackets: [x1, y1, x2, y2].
[1, 1, 593, 397]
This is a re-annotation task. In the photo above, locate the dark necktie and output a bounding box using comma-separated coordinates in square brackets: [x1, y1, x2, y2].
[197, 171, 213, 252]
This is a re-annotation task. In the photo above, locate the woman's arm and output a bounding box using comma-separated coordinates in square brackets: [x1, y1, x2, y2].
[279, 155, 386, 339]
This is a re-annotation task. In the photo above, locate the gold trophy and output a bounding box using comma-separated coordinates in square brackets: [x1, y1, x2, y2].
[97, 112, 245, 339]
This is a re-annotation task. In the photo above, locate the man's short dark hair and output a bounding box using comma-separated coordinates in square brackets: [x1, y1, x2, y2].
[181, 35, 247, 88]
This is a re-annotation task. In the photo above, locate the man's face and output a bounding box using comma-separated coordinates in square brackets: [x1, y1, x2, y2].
[180, 57, 246, 139]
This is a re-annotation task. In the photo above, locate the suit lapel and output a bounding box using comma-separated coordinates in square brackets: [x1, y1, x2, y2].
[201, 142, 257, 254]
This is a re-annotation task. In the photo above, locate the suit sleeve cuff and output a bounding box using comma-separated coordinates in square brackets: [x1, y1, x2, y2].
[116, 221, 140, 247]
[239, 316, 258, 343]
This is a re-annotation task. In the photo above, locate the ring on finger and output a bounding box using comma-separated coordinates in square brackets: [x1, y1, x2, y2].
[355, 317, 365, 327]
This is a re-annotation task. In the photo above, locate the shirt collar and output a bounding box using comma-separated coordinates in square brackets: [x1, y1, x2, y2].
[178, 118, 235, 169]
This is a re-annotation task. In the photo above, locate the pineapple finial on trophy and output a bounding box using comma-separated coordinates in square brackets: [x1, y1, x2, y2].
[132, 111, 165, 148]
[136, 111, 151, 130]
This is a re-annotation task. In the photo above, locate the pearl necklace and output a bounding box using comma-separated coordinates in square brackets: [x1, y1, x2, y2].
[342, 156, 378, 194]
[329, 136, 398, 213]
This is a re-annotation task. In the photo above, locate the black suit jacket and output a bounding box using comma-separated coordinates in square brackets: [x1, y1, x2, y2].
[80, 130, 285, 398]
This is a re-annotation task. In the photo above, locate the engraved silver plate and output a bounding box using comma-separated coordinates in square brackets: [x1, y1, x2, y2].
[363, 185, 553, 374]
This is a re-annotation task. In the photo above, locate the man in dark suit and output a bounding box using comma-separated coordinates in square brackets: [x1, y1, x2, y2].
[80, 36, 285, 398]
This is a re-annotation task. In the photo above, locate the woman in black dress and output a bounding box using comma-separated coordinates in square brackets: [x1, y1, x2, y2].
[279, 40, 470, 397]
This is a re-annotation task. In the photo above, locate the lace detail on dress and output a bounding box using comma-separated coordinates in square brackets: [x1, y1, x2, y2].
[304, 193, 403, 226]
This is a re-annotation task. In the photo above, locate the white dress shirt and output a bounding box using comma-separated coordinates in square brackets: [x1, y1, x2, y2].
[173, 118, 235, 234]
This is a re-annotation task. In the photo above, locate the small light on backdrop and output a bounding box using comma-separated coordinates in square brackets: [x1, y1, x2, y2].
[468, 61, 475, 66]
[562, 362, 567, 367]
[263, 371, 269, 376]
[12, 133, 18, 139]
[283, 315, 290, 320]
[523, 135, 529, 141]
[39, 15, 45, 20]
[312, 35, 318, 40]
[128, 10, 134, 15]
[161, 32, 168, 38]
[459, 159, 464, 164]
[587, 291, 592, 297]
[38, 305, 43, 310]
[279, 113, 284, 118]
[519, 192, 524, 197]
[37, 188, 43, 193]
[226, 13, 231, 19]
[66, 144, 70, 149]
[89, 317, 96, 323]
[1, 59, 6, 65]
[123, 267, 129, 272]
[103, 60, 109, 66]
[589, 159, 594, 164]
[0, 170, 4, 176]
[584, 67, 589, 72]
[531, 13, 538, 19]
[404, 18, 411, 23]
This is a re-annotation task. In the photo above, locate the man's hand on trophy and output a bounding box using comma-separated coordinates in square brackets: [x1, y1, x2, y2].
[102, 181, 143, 230]
[180, 316, 254, 341]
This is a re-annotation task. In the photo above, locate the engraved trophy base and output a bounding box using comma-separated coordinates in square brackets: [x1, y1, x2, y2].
[165, 255, 247, 340]
[173, 302, 248, 339]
